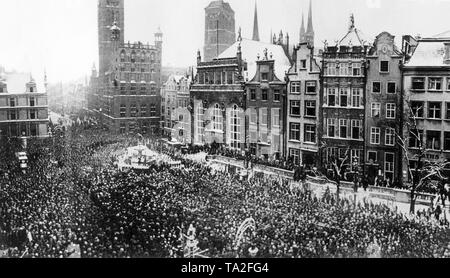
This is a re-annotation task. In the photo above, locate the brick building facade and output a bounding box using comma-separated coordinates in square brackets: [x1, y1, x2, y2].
[89, 0, 162, 135]
[204, 0, 236, 62]
[365, 32, 403, 184]
[320, 16, 369, 177]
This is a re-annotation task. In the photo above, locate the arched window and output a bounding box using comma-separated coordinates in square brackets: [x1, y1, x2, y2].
[213, 104, 223, 131]
[150, 53, 155, 63]
[131, 51, 136, 63]
[141, 52, 146, 62]
[120, 50, 126, 62]
[230, 105, 241, 149]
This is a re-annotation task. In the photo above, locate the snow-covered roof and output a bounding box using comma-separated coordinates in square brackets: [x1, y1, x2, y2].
[432, 30, 450, 39]
[171, 75, 186, 84]
[405, 39, 450, 67]
[218, 39, 291, 81]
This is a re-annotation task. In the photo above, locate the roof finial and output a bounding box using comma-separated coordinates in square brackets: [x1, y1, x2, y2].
[349, 13, 355, 31]
[237, 27, 242, 42]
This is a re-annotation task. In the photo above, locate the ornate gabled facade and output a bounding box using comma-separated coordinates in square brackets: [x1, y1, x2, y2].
[89, 0, 163, 135]
[320, 15, 370, 177]
[246, 48, 287, 160]
[190, 48, 247, 147]
[365, 32, 403, 185]
[286, 41, 321, 167]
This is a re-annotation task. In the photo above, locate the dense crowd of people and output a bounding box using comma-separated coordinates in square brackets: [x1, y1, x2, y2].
[1, 124, 450, 258]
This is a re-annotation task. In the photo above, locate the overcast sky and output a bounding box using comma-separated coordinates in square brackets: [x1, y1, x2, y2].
[0, 0, 449, 83]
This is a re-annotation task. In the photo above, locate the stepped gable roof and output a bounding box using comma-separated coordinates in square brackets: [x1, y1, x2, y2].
[218, 39, 291, 81]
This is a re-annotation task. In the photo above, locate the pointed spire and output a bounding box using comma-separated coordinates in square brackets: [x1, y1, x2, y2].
[252, 1, 260, 41]
[307, 0, 314, 34]
[300, 12, 306, 43]
[270, 29, 273, 44]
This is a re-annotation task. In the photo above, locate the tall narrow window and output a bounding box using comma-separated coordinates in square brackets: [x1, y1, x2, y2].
[351, 89, 362, 108]
[426, 130, 441, 150]
[428, 102, 442, 119]
[327, 88, 336, 106]
[385, 153, 395, 180]
[305, 101, 316, 117]
[411, 101, 424, 118]
[386, 103, 396, 119]
[339, 119, 348, 139]
[290, 101, 301, 116]
[289, 123, 301, 141]
[351, 120, 362, 140]
[385, 128, 395, 146]
[120, 104, 127, 118]
[371, 103, 381, 117]
[272, 109, 280, 127]
[304, 124, 316, 143]
[370, 127, 381, 145]
[213, 104, 223, 131]
[327, 118, 336, 138]
[387, 82, 396, 94]
[340, 89, 348, 107]
[230, 105, 241, 149]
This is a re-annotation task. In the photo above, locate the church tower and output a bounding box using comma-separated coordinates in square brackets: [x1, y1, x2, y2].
[204, 0, 236, 61]
[304, 0, 315, 47]
[252, 1, 260, 41]
[98, 0, 125, 74]
[299, 13, 306, 44]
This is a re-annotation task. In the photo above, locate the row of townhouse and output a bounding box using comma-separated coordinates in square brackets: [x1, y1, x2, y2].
[286, 21, 450, 184]
[180, 1, 450, 184]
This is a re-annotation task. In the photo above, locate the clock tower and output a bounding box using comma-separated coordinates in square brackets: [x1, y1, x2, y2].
[98, 0, 125, 74]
